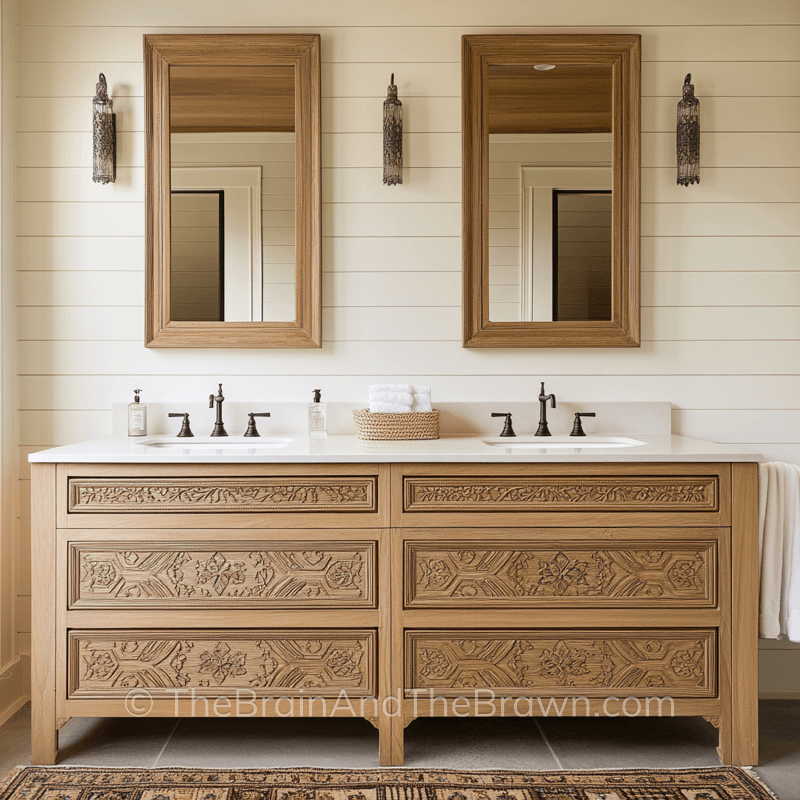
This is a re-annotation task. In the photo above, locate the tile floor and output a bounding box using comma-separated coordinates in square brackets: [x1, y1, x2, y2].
[1, 702, 797, 798]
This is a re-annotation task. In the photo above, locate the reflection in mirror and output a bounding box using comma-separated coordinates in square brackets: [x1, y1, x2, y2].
[169, 65, 296, 323]
[487, 64, 613, 323]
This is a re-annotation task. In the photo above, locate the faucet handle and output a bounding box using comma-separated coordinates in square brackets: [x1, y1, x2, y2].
[244, 412, 271, 438]
[570, 412, 596, 437]
[491, 412, 516, 438]
[168, 412, 193, 438]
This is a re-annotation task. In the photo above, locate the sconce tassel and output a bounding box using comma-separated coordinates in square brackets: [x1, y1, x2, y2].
[92, 73, 116, 184]
[676, 73, 699, 186]
[383, 73, 403, 186]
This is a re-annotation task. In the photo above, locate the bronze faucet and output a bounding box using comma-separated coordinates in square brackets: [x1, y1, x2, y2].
[209, 383, 227, 437]
[535, 382, 556, 436]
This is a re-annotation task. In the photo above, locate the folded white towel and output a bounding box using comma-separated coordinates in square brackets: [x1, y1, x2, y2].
[412, 384, 431, 396]
[759, 461, 800, 641]
[369, 384, 413, 395]
[369, 402, 411, 414]
[411, 393, 432, 413]
[369, 391, 413, 406]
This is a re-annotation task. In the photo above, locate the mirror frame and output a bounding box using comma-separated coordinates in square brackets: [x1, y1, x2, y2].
[462, 34, 641, 348]
[144, 34, 321, 348]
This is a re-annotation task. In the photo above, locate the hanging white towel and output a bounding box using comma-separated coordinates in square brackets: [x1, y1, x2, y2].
[369, 391, 414, 406]
[759, 461, 800, 641]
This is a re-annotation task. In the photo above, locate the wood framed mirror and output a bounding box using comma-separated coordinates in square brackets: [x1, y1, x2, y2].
[462, 35, 641, 348]
[144, 34, 321, 348]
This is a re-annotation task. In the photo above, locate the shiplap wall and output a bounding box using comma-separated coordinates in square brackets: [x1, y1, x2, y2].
[10, 0, 800, 692]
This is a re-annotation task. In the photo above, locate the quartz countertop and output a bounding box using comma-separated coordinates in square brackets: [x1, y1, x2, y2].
[28, 434, 762, 463]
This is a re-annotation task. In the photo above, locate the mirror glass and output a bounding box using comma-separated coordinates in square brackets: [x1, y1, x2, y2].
[169, 65, 296, 323]
[487, 64, 613, 323]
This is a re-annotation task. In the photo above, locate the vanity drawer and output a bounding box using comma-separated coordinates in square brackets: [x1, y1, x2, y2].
[405, 629, 716, 698]
[394, 464, 730, 528]
[68, 628, 376, 699]
[68, 539, 376, 610]
[404, 529, 720, 609]
[58, 464, 389, 529]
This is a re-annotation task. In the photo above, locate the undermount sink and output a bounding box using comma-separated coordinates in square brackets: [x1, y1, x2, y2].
[140, 436, 293, 450]
[482, 436, 646, 450]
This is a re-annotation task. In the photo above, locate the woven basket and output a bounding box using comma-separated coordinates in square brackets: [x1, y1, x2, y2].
[353, 409, 439, 441]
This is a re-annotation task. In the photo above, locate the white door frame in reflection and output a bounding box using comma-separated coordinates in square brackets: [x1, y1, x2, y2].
[171, 166, 263, 322]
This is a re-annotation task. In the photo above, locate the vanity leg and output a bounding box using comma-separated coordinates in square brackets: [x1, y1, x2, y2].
[389, 712, 405, 766]
[31, 464, 58, 764]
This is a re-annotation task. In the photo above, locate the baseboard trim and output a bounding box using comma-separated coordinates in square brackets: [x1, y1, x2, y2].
[759, 692, 800, 700]
[0, 693, 29, 727]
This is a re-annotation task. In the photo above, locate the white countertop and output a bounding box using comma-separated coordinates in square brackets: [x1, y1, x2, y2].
[28, 433, 762, 463]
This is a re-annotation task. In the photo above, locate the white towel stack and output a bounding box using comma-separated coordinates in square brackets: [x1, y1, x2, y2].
[759, 461, 800, 641]
[368, 384, 432, 414]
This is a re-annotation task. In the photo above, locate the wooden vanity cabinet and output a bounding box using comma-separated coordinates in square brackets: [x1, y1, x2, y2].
[32, 461, 758, 768]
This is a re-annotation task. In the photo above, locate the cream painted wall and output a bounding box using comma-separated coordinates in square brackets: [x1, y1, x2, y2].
[8, 0, 800, 701]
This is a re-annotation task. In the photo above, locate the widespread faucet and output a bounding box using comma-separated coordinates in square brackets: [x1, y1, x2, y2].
[209, 383, 228, 437]
[535, 381, 556, 437]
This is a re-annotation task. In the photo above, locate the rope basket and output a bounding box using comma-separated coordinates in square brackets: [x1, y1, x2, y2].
[353, 409, 439, 440]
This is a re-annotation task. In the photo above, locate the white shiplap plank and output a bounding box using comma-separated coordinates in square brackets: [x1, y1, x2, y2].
[643, 271, 800, 307]
[642, 61, 800, 98]
[323, 133, 461, 168]
[323, 63, 460, 98]
[17, 202, 144, 237]
[323, 203, 460, 237]
[643, 168, 800, 204]
[323, 168, 460, 204]
[16, 167, 145, 202]
[17, 306, 142, 341]
[17, 271, 144, 306]
[642, 203, 800, 237]
[643, 97, 800, 134]
[642, 236, 800, 273]
[17, 63, 144, 98]
[17, 131, 143, 168]
[322, 237, 460, 272]
[673, 409, 800, 445]
[322, 97, 460, 133]
[15, 236, 145, 270]
[643, 132, 800, 169]
[323, 306, 461, 341]
[17, 374, 800, 411]
[645, 306, 800, 341]
[18, 410, 112, 447]
[16, 96, 144, 132]
[17, 1, 800, 29]
[14, 25, 800, 65]
[323, 272, 460, 307]
[18, 340, 800, 378]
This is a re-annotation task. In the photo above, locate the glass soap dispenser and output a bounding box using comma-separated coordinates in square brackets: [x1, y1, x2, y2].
[308, 389, 327, 438]
[127, 389, 147, 437]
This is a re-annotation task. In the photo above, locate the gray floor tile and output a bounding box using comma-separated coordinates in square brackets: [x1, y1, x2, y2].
[537, 714, 721, 769]
[0, 704, 31, 778]
[403, 717, 558, 769]
[753, 699, 800, 800]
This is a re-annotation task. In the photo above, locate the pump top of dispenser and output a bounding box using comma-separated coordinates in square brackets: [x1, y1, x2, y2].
[133, 389, 142, 403]
[313, 389, 322, 403]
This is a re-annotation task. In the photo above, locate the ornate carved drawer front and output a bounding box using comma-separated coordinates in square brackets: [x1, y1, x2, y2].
[405, 539, 717, 608]
[403, 476, 718, 514]
[68, 477, 377, 514]
[406, 629, 716, 698]
[69, 541, 376, 609]
[69, 629, 376, 699]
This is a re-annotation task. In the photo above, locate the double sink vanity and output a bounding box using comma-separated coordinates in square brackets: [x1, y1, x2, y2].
[29, 399, 760, 768]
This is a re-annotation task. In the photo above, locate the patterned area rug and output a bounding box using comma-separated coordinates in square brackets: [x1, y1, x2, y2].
[0, 766, 780, 800]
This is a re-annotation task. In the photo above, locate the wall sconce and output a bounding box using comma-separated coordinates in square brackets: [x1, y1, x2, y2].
[92, 73, 116, 184]
[676, 73, 699, 186]
[383, 74, 402, 185]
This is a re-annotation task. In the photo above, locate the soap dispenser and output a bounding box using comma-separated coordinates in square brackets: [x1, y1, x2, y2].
[127, 389, 147, 437]
[308, 389, 327, 438]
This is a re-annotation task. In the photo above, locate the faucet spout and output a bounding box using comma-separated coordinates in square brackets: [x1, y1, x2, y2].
[209, 383, 227, 437]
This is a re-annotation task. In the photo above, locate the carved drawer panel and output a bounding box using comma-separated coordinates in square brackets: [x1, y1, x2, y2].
[68, 477, 377, 514]
[405, 540, 717, 608]
[69, 541, 375, 609]
[406, 629, 716, 698]
[69, 629, 376, 699]
[403, 476, 718, 513]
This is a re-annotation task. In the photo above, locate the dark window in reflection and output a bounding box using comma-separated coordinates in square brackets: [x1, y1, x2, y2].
[552, 190, 612, 321]
[170, 190, 225, 321]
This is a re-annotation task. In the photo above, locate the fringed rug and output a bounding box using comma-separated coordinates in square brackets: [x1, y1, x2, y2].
[0, 766, 779, 800]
